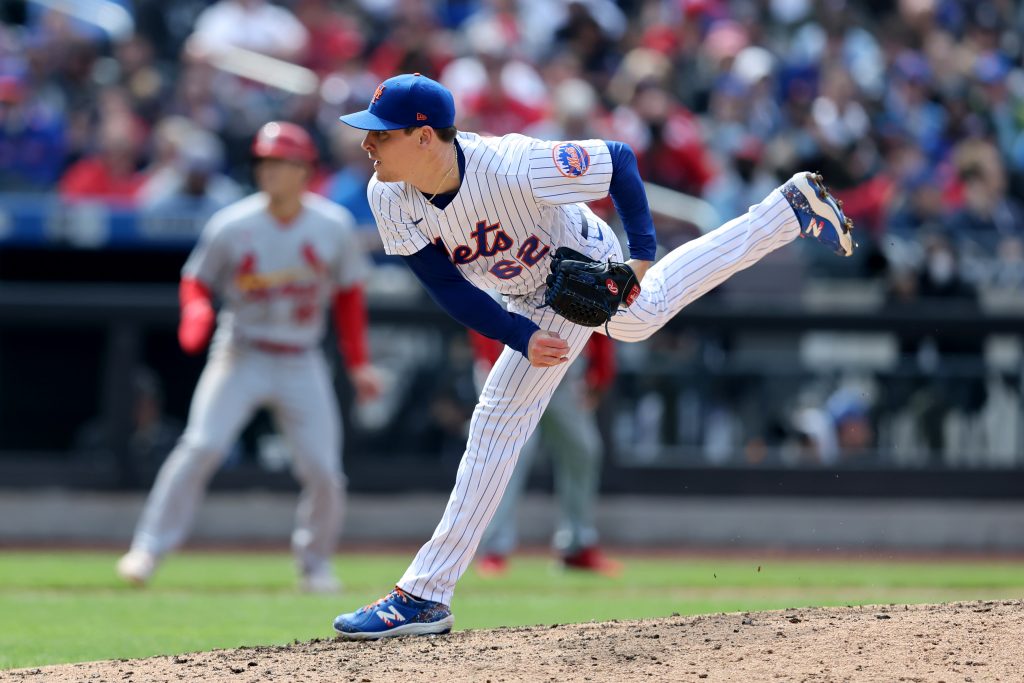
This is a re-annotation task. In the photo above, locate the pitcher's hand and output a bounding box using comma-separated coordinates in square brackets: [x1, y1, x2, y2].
[528, 330, 570, 367]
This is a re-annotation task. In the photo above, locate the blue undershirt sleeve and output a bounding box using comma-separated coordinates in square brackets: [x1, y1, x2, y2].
[605, 140, 657, 261]
[403, 243, 540, 358]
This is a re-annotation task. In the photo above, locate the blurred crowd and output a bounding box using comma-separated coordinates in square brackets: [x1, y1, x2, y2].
[2, 0, 1024, 286]
[3, 0, 1024, 470]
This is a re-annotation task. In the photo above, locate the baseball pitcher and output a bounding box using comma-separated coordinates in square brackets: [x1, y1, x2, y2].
[331, 74, 855, 638]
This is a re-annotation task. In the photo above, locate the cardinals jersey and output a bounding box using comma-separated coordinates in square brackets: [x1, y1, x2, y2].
[183, 191, 369, 348]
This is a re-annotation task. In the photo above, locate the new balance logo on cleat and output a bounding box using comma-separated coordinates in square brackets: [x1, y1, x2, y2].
[804, 217, 824, 238]
[782, 172, 856, 257]
[376, 605, 406, 626]
[334, 587, 454, 641]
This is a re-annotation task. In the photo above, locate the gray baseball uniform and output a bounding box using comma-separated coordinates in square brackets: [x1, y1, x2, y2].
[127, 191, 369, 575]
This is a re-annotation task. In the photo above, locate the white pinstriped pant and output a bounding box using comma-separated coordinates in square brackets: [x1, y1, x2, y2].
[398, 187, 801, 605]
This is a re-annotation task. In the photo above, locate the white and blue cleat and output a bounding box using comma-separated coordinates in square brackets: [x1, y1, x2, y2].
[782, 172, 856, 257]
[333, 587, 454, 641]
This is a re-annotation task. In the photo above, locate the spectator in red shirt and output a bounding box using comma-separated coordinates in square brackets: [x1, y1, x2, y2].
[293, 0, 364, 76]
[59, 114, 148, 204]
[630, 81, 715, 196]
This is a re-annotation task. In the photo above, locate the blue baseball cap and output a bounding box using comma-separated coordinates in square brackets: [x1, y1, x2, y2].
[339, 73, 455, 131]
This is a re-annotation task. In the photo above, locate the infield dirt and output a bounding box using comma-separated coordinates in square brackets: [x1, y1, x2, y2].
[2, 600, 1021, 682]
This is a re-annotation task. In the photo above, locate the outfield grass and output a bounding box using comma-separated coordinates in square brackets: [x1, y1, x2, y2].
[2, 550, 1023, 670]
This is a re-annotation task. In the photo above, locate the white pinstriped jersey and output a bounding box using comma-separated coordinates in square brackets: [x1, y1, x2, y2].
[368, 132, 619, 299]
[183, 191, 370, 348]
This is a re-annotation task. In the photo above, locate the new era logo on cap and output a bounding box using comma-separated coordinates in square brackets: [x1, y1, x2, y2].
[339, 74, 456, 131]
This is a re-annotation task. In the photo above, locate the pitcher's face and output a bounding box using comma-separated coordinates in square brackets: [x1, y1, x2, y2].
[361, 128, 420, 183]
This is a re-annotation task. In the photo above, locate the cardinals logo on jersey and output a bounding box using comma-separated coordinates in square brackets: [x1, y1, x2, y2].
[301, 242, 326, 274]
[553, 142, 591, 178]
[234, 252, 269, 298]
[237, 252, 256, 275]
[234, 244, 324, 301]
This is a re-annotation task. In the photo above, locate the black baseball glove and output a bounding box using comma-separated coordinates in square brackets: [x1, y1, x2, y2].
[542, 247, 641, 328]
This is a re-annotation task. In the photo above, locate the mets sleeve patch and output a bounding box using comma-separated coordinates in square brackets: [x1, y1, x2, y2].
[552, 142, 591, 178]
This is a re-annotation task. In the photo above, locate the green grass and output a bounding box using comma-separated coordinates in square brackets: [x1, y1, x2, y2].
[1, 550, 1022, 670]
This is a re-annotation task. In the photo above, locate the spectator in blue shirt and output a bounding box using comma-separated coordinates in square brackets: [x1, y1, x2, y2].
[0, 72, 67, 190]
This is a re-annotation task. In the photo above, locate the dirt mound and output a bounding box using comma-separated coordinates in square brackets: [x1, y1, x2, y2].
[4, 600, 1021, 682]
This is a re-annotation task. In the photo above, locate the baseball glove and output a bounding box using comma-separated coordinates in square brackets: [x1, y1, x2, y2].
[542, 247, 641, 328]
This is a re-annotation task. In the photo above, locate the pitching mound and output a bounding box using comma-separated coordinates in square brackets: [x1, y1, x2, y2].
[4, 600, 1021, 682]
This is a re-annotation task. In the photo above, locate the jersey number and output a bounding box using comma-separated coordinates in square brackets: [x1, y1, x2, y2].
[489, 235, 550, 280]
[294, 301, 317, 323]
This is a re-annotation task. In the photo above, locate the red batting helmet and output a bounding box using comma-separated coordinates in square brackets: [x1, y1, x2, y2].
[251, 121, 317, 164]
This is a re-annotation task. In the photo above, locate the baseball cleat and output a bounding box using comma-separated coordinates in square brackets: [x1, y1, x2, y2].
[561, 546, 623, 577]
[333, 587, 454, 640]
[116, 550, 157, 586]
[781, 172, 856, 257]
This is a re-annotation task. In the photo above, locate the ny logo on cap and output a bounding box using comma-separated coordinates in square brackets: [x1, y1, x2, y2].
[372, 84, 386, 104]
